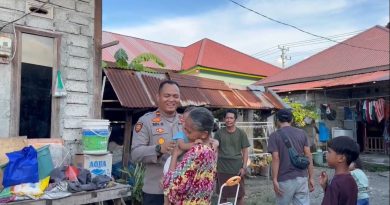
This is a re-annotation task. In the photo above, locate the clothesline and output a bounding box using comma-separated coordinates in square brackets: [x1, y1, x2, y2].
[325, 95, 390, 104]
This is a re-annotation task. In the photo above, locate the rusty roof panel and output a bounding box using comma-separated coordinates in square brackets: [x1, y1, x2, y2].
[234, 90, 263, 108]
[105, 68, 156, 108]
[105, 68, 282, 109]
[200, 89, 230, 107]
[220, 90, 247, 108]
[140, 73, 166, 104]
[169, 73, 230, 90]
[263, 92, 284, 109]
[179, 87, 209, 107]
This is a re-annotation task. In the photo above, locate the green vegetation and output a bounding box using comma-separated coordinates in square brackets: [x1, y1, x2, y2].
[111, 48, 165, 72]
[117, 163, 145, 205]
[283, 97, 319, 127]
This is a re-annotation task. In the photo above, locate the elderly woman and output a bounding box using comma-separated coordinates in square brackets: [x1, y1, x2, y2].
[163, 107, 217, 204]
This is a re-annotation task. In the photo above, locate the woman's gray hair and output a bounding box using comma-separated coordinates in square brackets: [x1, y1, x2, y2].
[188, 107, 214, 134]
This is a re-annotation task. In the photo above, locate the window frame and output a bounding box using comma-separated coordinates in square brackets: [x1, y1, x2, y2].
[10, 25, 62, 138]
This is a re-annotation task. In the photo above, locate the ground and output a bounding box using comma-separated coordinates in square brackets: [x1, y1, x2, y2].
[212, 166, 390, 205]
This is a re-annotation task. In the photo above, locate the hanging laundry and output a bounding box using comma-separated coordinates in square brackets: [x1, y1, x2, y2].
[365, 100, 371, 124]
[344, 107, 352, 120]
[386, 102, 390, 120]
[375, 98, 385, 122]
[371, 100, 377, 122]
[368, 100, 373, 122]
[362, 101, 367, 122]
[356, 101, 362, 121]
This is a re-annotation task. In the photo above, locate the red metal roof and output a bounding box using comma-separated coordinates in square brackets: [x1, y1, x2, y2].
[102, 32, 281, 77]
[270, 70, 390, 93]
[181, 38, 281, 76]
[103, 32, 184, 71]
[258, 26, 390, 86]
[104, 68, 283, 109]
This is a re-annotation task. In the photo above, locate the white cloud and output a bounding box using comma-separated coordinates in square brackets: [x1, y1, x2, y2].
[104, 0, 387, 67]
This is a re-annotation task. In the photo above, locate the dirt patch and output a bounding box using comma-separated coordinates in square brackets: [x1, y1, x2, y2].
[212, 167, 389, 205]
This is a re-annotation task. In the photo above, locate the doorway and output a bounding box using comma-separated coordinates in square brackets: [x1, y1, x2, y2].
[10, 27, 61, 138]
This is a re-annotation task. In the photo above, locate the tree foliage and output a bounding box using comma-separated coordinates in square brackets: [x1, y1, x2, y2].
[113, 48, 165, 71]
[283, 97, 319, 127]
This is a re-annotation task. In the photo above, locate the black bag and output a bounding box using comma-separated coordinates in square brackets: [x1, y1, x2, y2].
[279, 130, 310, 169]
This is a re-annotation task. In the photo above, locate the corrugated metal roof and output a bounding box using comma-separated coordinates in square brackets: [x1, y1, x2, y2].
[104, 68, 283, 109]
[262, 93, 284, 109]
[104, 68, 156, 108]
[270, 70, 390, 93]
[258, 26, 390, 86]
[169, 73, 230, 90]
[181, 38, 281, 76]
[179, 87, 209, 107]
[103, 32, 183, 70]
[102, 32, 281, 77]
[233, 90, 264, 109]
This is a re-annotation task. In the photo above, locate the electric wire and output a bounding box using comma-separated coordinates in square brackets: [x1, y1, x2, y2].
[229, 0, 389, 53]
[0, 1, 49, 32]
[252, 31, 362, 57]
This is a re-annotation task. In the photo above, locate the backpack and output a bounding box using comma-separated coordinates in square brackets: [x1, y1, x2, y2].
[278, 130, 310, 170]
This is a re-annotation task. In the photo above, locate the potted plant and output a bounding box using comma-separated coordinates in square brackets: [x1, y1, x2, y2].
[249, 154, 272, 176]
[118, 162, 145, 205]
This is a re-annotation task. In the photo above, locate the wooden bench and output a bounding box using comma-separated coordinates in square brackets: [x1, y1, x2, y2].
[7, 183, 131, 205]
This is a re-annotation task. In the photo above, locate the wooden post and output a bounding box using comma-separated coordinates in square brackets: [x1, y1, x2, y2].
[122, 111, 132, 179]
[93, 0, 103, 118]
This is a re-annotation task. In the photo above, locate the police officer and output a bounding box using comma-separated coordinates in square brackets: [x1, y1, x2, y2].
[131, 80, 182, 205]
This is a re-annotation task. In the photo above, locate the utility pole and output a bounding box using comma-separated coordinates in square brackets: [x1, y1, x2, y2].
[278, 45, 291, 68]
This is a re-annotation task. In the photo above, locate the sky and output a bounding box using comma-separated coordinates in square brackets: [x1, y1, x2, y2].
[103, 0, 389, 68]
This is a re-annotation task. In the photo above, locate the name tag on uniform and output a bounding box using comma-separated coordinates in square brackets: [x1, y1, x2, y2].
[156, 128, 165, 133]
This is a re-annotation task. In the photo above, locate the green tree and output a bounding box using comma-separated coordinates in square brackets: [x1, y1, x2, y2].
[112, 48, 165, 71]
[283, 97, 319, 127]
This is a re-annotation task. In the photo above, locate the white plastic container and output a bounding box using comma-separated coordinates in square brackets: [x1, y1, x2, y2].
[81, 119, 110, 154]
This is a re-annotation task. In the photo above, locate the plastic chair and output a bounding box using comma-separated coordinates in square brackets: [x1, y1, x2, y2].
[217, 176, 241, 205]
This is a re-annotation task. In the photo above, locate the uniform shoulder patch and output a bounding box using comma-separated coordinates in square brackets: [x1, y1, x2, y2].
[135, 122, 143, 133]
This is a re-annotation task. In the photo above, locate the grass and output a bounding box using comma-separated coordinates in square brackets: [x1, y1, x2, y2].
[362, 162, 390, 172]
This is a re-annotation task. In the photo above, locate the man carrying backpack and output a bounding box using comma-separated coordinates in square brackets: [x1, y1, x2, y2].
[268, 109, 314, 205]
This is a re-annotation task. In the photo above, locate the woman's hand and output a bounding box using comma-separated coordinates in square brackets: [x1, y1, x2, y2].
[161, 141, 176, 154]
[171, 145, 184, 158]
[194, 139, 203, 144]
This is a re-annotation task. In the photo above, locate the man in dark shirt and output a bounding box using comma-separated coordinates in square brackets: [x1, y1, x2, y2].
[268, 109, 314, 205]
[320, 136, 359, 205]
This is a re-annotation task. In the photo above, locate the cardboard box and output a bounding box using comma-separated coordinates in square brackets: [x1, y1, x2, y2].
[74, 153, 112, 178]
[0, 137, 28, 165]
